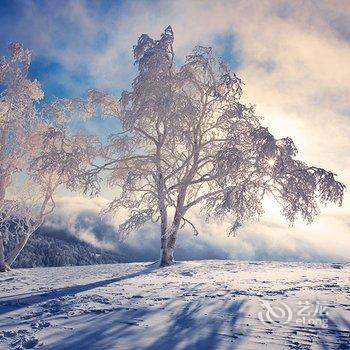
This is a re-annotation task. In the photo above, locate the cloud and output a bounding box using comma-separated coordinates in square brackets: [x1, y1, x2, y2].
[40, 196, 349, 263]
[41, 196, 116, 250]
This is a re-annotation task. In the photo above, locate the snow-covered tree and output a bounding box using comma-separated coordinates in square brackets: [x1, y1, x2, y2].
[0, 43, 98, 271]
[90, 27, 344, 266]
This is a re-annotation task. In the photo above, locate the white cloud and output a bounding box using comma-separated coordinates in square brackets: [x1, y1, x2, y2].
[44, 195, 349, 263]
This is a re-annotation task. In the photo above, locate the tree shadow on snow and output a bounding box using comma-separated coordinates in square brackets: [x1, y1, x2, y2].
[47, 295, 248, 350]
[318, 313, 350, 350]
[0, 266, 250, 349]
[0, 264, 157, 315]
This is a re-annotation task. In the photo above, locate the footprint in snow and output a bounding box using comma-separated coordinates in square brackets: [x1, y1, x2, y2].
[180, 271, 194, 276]
[1, 330, 40, 350]
[18, 336, 39, 349]
[30, 320, 50, 330]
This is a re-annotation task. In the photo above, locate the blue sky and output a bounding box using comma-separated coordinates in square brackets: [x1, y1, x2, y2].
[1, 0, 349, 262]
[0, 0, 239, 101]
[0, 0, 238, 140]
[0, 0, 120, 99]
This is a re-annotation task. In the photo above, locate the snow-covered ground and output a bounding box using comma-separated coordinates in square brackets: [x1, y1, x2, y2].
[0, 260, 349, 349]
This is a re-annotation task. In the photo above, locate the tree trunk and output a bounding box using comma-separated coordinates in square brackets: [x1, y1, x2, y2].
[0, 127, 8, 202]
[5, 233, 30, 268]
[159, 213, 182, 267]
[167, 222, 180, 253]
[159, 224, 170, 266]
[0, 128, 10, 272]
[159, 190, 186, 267]
[0, 234, 10, 272]
[159, 225, 175, 266]
[160, 208, 168, 263]
[159, 245, 174, 267]
[0, 177, 5, 203]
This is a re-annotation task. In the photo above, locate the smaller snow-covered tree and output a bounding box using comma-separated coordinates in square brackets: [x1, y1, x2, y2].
[0, 43, 99, 271]
[88, 27, 344, 266]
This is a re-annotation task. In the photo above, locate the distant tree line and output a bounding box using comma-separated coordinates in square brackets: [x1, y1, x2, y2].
[5, 231, 122, 268]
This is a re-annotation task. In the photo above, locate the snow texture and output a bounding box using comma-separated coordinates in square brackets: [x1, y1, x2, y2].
[0, 260, 349, 349]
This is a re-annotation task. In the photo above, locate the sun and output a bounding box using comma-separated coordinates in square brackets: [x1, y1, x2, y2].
[267, 158, 275, 167]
